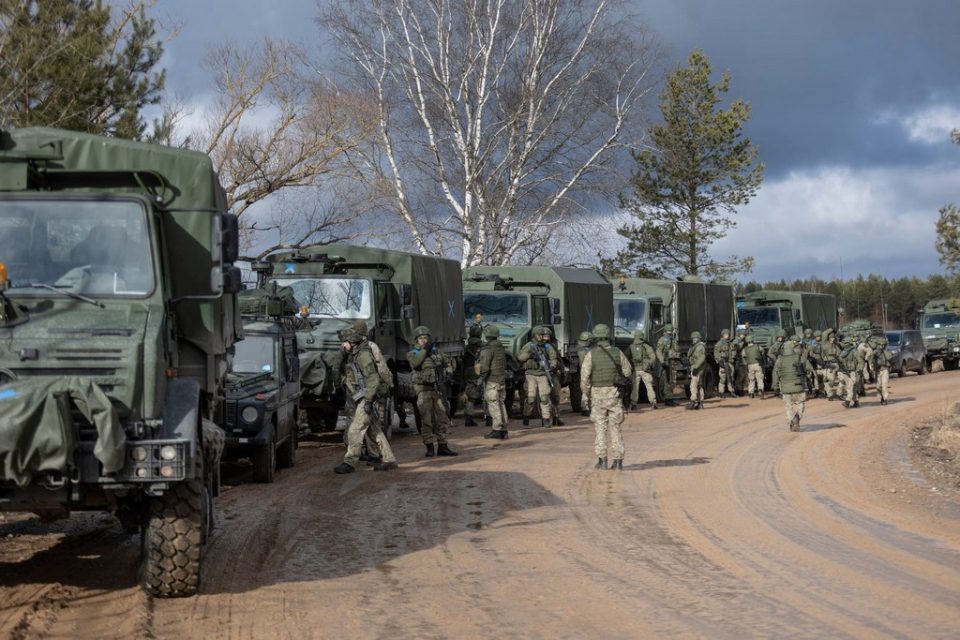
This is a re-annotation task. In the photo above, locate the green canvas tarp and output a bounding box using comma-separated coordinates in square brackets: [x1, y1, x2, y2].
[0, 377, 125, 487]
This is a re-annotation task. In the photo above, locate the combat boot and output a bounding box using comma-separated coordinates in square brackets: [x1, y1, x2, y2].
[522, 416, 530, 426]
[595, 457, 607, 470]
[373, 461, 398, 471]
[852, 400, 860, 408]
[553, 416, 564, 426]
[484, 430, 507, 439]
[610, 459, 623, 470]
[748, 392, 754, 399]
[581, 409, 591, 417]
[425, 443, 436, 457]
[437, 443, 459, 456]
[651, 403, 658, 410]
[696, 401, 704, 410]
[686, 402, 697, 410]
[789, 415, 800, 432]
[365, 455, 383, 467]
[333, 462, 355, 474]
[464, 415, 477, 427]
[842, 400, 850, 408]
[881, 398, 888, 406]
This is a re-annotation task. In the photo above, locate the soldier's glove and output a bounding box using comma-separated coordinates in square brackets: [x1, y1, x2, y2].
[363, 400, 375, 415]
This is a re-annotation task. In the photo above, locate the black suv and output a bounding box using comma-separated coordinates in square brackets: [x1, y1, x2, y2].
[885, 330, 927, 377]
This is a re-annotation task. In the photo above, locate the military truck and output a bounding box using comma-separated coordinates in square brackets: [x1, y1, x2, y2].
[612, 276, 736, 398]
[0, 127, 242, 597]
[221, 286, 302, 483]
[254, 245, 465, 435]
[462, 266, 613, 412]
[919, 298, 960, 371]
[736, 290, 838, 348]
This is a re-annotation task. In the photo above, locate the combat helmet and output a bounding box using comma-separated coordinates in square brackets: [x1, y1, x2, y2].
[720, 328, 730, 338]
[814, 330, 822, 339]
[483, 325, 500, 339]
[803, 327, 813, 338]
[690, 330, 702, 340]
[663, 323, 674, 333]
[775, 328, 788, 340]
[633, 330, 645, 342]
[414, 325, 431, 338]
[578, 330, 593, 343]
[592, 324, 611, 339]
[468, 324, 483, 340]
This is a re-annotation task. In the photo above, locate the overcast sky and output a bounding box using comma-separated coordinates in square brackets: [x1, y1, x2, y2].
[157, 0, 960, 282]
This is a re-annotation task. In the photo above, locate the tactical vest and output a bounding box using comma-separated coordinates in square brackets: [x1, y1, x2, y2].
[589, 344, 623, 387]
[777, 352, 806, 394]
[480, 340, 506, 381]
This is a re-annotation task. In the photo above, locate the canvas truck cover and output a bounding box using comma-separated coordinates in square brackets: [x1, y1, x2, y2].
[743, 290, 837, 331]
[617, 278, 735, 344]
[263, 244, 465, 348]
[463, 266, 613, 348]
[0, 377, 125, 487]
[0, 127, 239, 357]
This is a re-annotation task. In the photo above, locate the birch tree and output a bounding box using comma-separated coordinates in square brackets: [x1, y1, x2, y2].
[324, 0, 658, 266]
[935, 129, 960, 274]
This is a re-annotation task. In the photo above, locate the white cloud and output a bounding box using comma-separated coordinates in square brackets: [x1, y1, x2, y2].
[890, 104, 960, 145]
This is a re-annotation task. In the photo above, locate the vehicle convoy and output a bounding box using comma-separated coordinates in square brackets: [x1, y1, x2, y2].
[462, 266, 613, 412]
[736, 290, 838, 347]
[220, 285, 302, 483]
[918, 298, 960, 371]
[254, 245, 465, 435]
[884, 329, 927, 377]
[0, 127, 242, 597]
[613, 276, 736, 397]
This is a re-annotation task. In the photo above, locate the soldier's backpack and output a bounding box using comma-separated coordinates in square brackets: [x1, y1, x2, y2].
[368, 341, 394, 396]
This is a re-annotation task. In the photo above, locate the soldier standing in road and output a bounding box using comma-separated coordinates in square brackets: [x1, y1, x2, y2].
[478, 325, 509, 439]
[811, 330, 825, 397]
[656, 324, 680, 406]
[542, 325, 565, 426]
[686, 331, 706, 410]
[743, 334, 765, 398]
[839, 336, 863, 408]
[629, 331, 658, 410]
[408, 325, 458, 457]
[518, 326, 558, 426]
[875, 336, 893, 405]
[773, 335, 808, 432]
[858, 333, 875, 388]
[714, 329, 735, 399]
[802, 328, 817, 394]
[580, 324, 632, 470]
[461, 324, 484, 427]
[821, 329, 842, 400]
[577, 331, 595, 416]
[333, 329, 398, 474]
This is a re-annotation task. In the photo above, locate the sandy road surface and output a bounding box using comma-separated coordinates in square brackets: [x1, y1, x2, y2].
[2, 372, 960, 639]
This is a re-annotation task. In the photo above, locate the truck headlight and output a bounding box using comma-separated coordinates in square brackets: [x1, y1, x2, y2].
[241, 406, 259, 423]
[159, 445, 178, 461]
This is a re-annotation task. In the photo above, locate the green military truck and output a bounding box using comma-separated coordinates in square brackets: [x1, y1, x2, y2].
[736, 290, 838, 346]
[919, 298, 960, 371]
[0, 127, 242, 597]
[613, 276, 736, 398]
[255, 245, 465, 434]
[221, 286, 301, 483]
[462, 266, 613, 412]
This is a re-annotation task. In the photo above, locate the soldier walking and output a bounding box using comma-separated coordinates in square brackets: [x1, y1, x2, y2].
[477, 325, 510, 439]
[743, 335, 765, 398]
[839, 337, 863, 408]
[773, 335, 808, 432]
[629, 331, 658, 410]
[875, 336, 893, 405]
[686, 331, 706, 410]
[542, 326, 565, 425]
[821, 330, 841, 400]
[518, 326, 559, 426]
[461, 324, 484, 426]
[655, 324, 680, 406]
[333, 329, 398, 473]
[714, 329, 735, 398]
[577, 331, 595, 417]
[580, 324, 632, 470]
[408, 325, 458, 457]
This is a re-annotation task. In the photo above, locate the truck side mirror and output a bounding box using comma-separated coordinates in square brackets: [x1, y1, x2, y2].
[221, 213, 240, 263]
[402, 306, 416, 320]
[550, 297, 561, 314]
[399, 283, 412, 306]
[221, 265, 243, 294]
[552, 314, 562, 325]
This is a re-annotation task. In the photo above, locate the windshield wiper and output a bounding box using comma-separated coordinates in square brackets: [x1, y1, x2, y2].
[28, 283, 104, 308]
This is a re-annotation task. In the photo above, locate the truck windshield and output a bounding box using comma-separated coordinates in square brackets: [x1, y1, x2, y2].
[923, 312, 960, 329]
[0, 199, 154, 296]
[233, 335, 276, 374]
[885, 332, 902, 346]
[737, 307, 780, 328]
[273, 277, 371, 319]
[615, 299, 646, 332]
[464, 292, 529, 325]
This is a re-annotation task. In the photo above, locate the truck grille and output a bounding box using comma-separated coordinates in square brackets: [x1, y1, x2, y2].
[224, 400, 238, 428]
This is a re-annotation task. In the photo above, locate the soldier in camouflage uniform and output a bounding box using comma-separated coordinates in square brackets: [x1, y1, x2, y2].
[580, 324, 632, 470]
[629, 331, 658, 410]
[773, 335, 808, 432]
[743, 334, 765, 398]
[518, 326, 559, 426]
[655, 324, 681, 406]
[714, 329, 735, 398]
[461, 324, 484, 426]
[821, 329, 841, 400]
[686, 331, 706, 410]
[333, 329, 398, 473]
[802, 328, 817, 394]
[811, 330, 825, 397]
[838, 336, 863, 408]
[477, 325, 509, 439]
[857, 333, 875, 387]
[542, 325, 565, 426]
[874, 336, 893, 405]
[408, 325, 458, 457]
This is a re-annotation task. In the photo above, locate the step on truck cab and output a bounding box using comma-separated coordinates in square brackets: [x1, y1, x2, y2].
[0, 127, 242, 597]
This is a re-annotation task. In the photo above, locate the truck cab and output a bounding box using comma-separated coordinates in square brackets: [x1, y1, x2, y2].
[919, 299, 960, 370]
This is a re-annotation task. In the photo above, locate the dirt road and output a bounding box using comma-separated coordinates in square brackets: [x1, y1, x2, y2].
[2, 372, 960, 639]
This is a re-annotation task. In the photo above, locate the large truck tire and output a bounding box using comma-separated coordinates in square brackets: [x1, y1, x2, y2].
[568, 377, 583, 412]
[142, 459, 208, 598]
[277, 426, 297, 469]
[252, 424, 277, 483]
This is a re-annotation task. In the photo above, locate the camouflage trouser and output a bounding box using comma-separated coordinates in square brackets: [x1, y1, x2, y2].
[550, 370, 562, 414]
[747, 363, 764, 395]
[524, 373, 553, 421]
[417, 389, 450, 445]
[461, 379, 483, 421]
[783, 391, 805, 424]
[689, 371, 705, 403]
[631, 369, 657, 405]
[821, 368, 837, 397]
[838, 372, 858, 403]
[717, 364, 732, 394]
[484, 381, 508, 431]
[590, 387, 624, 460]
[877, 367, 890, 401]
[344, 403, 396, 467]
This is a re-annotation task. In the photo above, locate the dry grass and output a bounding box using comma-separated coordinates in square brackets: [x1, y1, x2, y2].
[930, 401, 960, 457]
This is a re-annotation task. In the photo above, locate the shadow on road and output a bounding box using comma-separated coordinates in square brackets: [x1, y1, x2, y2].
[622, 457, 711, 471]
[801, 422, 846, 433]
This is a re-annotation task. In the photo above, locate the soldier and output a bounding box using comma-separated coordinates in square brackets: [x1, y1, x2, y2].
[821, 329, 842, 400]
[541, 325, 565, 426]
[655, 323, 680, 406]
[577, 330, 595, 417]
[773, 335, 808, 432]
[629, 331, 658, 410]
[461, 324, 484, 426]
[839, 337, 863, 408]
[802, 328, 817, 394]
[518, 326, 559, 427]
[811, 330, 825, 397]
[408, 325, 458, 457]
[875, 336, 893, 405]
[858, 332, 875, 387]
[580, 324, 632, 470]
[713, 329, 735, 398]
[686, 330, 706, 410]
[333, 329, 398, 474]
[743, 334, 764, 398]
[477, 325, 509, 439]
